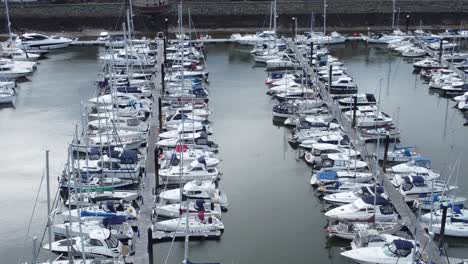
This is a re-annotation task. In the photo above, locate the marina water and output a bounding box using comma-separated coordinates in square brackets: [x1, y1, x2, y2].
[1, 42, 468, 263]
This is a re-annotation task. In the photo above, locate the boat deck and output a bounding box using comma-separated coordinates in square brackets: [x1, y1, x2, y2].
[288, 40, 448, 264]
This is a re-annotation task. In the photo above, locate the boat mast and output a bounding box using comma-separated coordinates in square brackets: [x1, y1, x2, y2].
[391, 0, 396, 30]
[128, 0, 135, 39]
[269, 1, 273, 32]
[373, 79, 383, 221]
[273, 0, 277, 34]
[188, 8, 192, 42]
[3, 0, 12, 44]
[45, 150, 53, 264]
[310, 11, 314, 34]
[323, 0, 327, 35]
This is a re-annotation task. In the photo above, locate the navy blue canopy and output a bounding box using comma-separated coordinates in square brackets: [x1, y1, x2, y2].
[451, 217, 468, 223]
[453, 205, 463, 214]
[117, 87, 141, 93]
[393, 239, 414, 250]
[270, 72, 285, 79]
[119, 149, 138, 164]
[362, 195, 389, 206]
[88, 147, 101, 156]
[404, 176, 425, 184]
[365, 94, 376, 103]
[102, 215, 128, 227]
[317, 171, 338, 180]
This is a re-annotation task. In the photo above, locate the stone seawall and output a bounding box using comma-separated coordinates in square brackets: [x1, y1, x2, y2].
[0, 1, 466, 33]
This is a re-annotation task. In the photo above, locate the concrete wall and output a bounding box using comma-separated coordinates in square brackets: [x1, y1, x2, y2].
[0, 1, 466, 32]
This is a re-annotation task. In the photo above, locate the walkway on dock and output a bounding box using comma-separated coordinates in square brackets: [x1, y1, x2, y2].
[288, 40, 447, 264]
[127, 40, 163, 264]
[414, 37, 467, 82]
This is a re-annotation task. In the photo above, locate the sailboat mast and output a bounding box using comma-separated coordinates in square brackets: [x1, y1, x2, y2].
[323, 0, 327, 35]
[188, 8, 192, 42]
[3, 0, 11, 42]
[269, 2, 273, 32]
[273, 0, 277, 33]
[128, 0, 135, 39]
[45, 150, 53, 264]
[310, 11, 314, 34]
[391, 0, 396, 29]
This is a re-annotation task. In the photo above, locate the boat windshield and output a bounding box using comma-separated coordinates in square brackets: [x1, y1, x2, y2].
[106, 235, 119, 248]
[383, 244, 398, 257]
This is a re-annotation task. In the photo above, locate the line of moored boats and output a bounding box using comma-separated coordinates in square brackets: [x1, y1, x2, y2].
[234, 28, 468, 263]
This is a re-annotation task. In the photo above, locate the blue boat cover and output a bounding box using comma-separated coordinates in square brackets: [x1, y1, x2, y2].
[451, 217, 468, 223]
[453, 205, 463, 214]
[317, 171, 338, 180]
[120, 149, 138, 164]
[81, 211, 115, 217]
[393, 239, 414, 250]
[362, 195, 389, 205]
[102, 215, 127, 227]
[88, 147, 101, 156]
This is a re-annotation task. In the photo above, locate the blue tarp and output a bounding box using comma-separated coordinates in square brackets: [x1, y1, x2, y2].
[81, 211, 115, 218]
[317, 171, 338, 180]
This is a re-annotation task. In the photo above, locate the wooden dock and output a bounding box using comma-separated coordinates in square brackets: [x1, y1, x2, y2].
[288, 40, 448, 264]
[125, 40, 163, 264]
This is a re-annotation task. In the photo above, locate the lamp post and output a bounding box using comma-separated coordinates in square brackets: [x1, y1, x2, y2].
[292, 17, 296, 41]
[405, 14, 410, 34]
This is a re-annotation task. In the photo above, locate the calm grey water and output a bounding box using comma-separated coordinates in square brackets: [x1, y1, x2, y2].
[1, 42, 468, 263]
[0, 46, 100, 263]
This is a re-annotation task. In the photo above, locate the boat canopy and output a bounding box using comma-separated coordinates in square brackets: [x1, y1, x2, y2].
[81, 210, 115, 218]
[393, 239, 414, 250]
[404, 175, 425, 184]
[361, 195, 389, 206]
[103, 215, 128, 227]
[317, 170, 338, 180]
[119, 149, 138, 164]
[365, 93, 376, 102]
